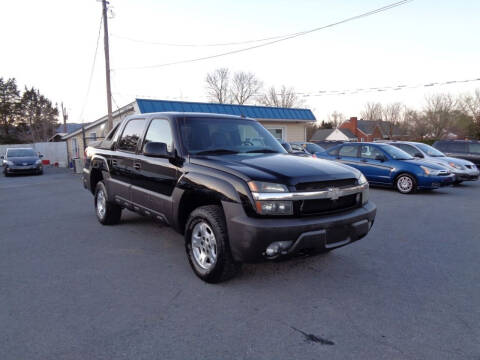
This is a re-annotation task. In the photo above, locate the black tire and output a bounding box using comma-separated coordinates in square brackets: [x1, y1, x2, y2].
[453, 180, 463, 186]
[4, 170, 9, 177]
[185, 205, 241, 283]
[94, 181, 122, 225]
[395, 173, 417, 194]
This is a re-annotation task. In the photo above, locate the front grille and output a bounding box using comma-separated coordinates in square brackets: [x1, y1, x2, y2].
[295, 178, 357, 191]
[300, 193, 360, 215]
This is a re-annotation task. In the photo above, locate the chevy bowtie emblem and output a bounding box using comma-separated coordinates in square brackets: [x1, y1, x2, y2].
[328, 187, 340, 200]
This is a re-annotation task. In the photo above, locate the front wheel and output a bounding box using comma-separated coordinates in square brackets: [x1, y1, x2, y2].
[185, 205, 240, 283]
[395, 173, 416, 194]
[95, 181, 122, 225]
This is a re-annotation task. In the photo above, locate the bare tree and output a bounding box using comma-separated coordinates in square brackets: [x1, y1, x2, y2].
[259, 85, 305, 108]
[460, 88, 480, 138]
[327, 111, 345, 128]
[230, 72, 262, 105]
[423, 93, 456, 138]
[382, 102, 403, 138]
[361, 102, 383, 120]
[404, 109, 430, 140]
[205, 68, 230, 104]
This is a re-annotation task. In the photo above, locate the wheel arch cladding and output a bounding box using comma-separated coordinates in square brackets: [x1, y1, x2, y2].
[176, 172, 242, 234]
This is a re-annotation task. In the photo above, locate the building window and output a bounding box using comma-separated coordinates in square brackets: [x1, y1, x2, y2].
[90, 132, 97, 141]
[266, 128, 284, 141]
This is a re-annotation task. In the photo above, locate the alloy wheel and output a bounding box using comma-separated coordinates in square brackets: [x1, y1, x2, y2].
[191, 221, 217, 270]
[397, 176, 413, 193]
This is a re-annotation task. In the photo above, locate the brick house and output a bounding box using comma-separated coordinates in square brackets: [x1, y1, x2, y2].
[339, 117, 405, 142]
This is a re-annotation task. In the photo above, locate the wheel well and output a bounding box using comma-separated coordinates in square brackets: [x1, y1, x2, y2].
[177, 191, 223, 234]
[90, 168, 103, 194]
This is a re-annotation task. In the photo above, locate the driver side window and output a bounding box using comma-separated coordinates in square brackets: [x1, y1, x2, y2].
[395, 144, 417, 157]
[143, 119, 173, 152]
[360, 145, 384, 160]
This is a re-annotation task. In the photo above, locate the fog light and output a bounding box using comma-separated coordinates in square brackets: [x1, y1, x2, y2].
[265, 241, 293, 257]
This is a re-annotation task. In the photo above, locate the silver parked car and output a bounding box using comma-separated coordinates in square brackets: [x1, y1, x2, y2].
[388, 141, 479, 184]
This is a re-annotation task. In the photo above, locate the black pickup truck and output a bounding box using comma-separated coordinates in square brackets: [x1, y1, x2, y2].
[83, 112, 376, 282]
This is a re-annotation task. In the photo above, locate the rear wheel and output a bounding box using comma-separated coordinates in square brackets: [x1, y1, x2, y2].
[185, 205, 240, 283]
[95, 181, 122, 225]
[395, 173, 416, 194]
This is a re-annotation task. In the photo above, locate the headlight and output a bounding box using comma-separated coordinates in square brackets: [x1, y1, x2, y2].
[420, 165, 443, 176]
[5, 160, 14, 166]
[248, 181, 288, 193]
[255, 200, 293, 215]
[448, 162, 464, 170]
[35, 159, 42, 165]
[248, 181, 292, 215]
[357, 173, 368, 185]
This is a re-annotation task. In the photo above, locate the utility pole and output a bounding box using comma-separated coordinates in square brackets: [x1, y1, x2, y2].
[102, 0, 113, 132]
[61, 102, 68, 134]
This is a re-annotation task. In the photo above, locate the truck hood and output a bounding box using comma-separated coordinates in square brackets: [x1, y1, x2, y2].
[190, 153, 361, 186]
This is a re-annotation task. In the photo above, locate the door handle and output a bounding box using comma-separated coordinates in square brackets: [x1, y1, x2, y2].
[111, 159, 117, 166]
[361, 159, 368, 162]
[133, 162, 141, 170]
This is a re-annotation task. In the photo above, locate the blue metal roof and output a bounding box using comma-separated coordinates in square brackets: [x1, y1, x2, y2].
[136, 99, 316, 121]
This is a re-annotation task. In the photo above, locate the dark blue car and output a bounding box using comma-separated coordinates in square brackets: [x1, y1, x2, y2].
[317, 142, 455, 193]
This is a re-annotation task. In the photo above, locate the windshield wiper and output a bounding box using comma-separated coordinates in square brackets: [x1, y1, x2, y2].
[195, 149, 239, 155]
[245, 148, 279, 153]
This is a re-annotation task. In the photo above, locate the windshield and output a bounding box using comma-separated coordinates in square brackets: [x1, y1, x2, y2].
[381, 145, 414, 160]
[305, 143, 325, 153]
[415, 143, 445, 157]
[7, 149, 36, 157]
[179, 117, 287, 155]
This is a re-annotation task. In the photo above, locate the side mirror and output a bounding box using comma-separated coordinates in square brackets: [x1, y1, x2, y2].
[143, 142, 171, 158]
[0, 155, 4, 160]
[375, 154, 386, 162]
[414, 153, 423, 158]
[39, 154, 44, 158]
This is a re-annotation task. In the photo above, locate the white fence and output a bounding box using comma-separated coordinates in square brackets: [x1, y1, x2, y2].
[0, 142, 68, 167]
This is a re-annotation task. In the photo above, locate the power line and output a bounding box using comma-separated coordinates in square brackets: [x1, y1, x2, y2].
[79, 16, 103, 123]
[113, 0, 413, 71]
[287, 77, 480, 97]
[110, 32, 297, 48]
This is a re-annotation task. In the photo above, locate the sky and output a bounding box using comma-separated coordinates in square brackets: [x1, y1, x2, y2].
[1, 0, 479, 124]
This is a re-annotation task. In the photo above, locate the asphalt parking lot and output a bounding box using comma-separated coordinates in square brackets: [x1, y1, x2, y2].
[1, 167, 479, 360]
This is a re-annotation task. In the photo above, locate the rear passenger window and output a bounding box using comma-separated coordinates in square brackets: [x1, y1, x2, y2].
[339, 145, 358, 157]
[448, 142, 467, 153]
[117, 119, 146, 152]
[469, 143, 480, 154]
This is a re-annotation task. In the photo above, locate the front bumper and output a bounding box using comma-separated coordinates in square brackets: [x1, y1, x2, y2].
[223, 201, 376, 263]
[418, 174, 455, 189]
[453, 171, 479, 182]
[5, 165, 42, 174]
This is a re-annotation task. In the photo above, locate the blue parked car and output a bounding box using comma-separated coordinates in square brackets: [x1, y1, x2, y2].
[317, 142, 455, 193]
